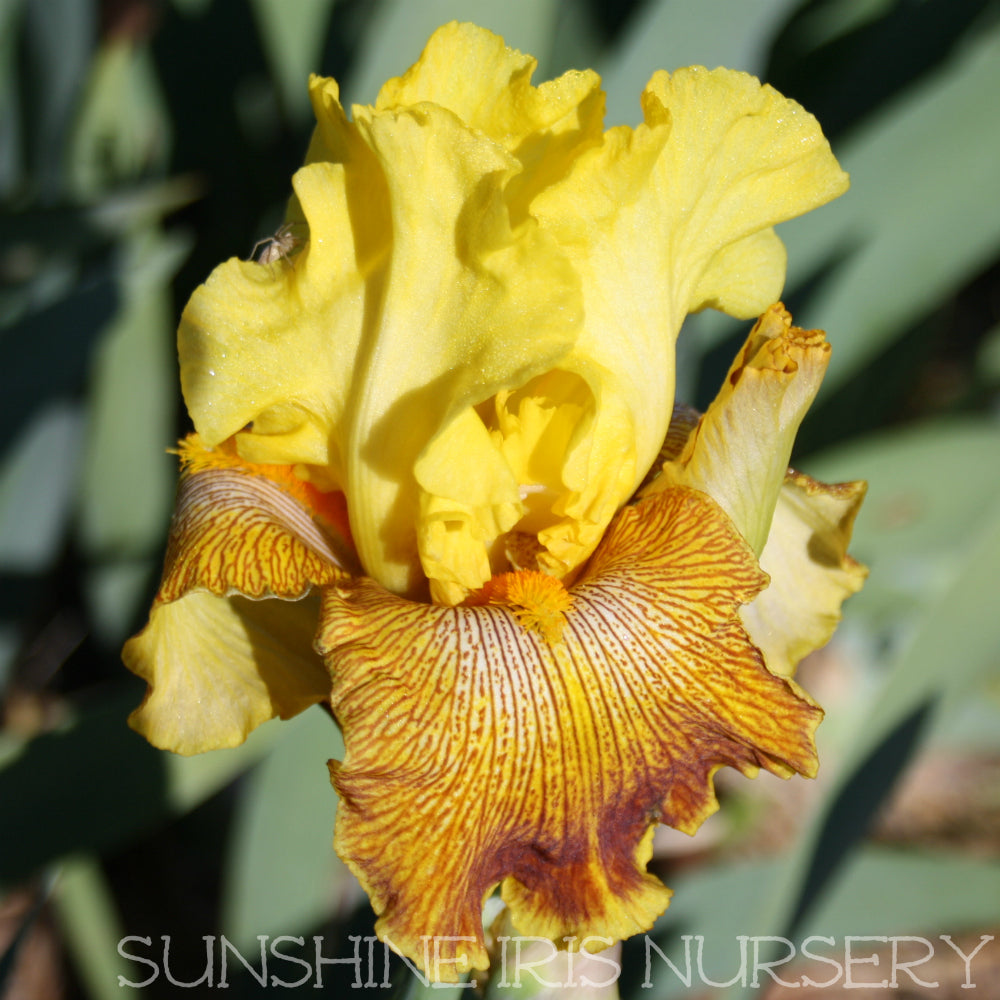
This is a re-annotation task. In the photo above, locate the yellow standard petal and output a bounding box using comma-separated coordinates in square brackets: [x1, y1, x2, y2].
[124, 436, 350, 754]
[508, 67, 850, 581]
[374, 21, 605, 223]
[316, 487, 821, 979]
[181, 64, 582, 598]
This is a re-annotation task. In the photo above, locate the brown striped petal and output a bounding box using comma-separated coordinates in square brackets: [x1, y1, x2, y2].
[156, 462, 352, 602]
[124, 438, 351, 754]
[317, 486, 821, 979]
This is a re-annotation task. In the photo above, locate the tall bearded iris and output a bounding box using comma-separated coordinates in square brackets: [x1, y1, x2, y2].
[124, 23, 866, 980]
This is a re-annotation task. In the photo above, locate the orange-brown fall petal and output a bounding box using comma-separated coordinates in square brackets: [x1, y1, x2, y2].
[317, 486, 821, 979]
[160, 435, 355, 600]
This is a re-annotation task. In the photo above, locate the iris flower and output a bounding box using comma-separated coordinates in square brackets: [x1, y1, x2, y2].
[124, 23, 866, 980]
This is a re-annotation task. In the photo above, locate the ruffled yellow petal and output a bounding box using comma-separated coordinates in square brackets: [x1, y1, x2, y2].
[179, 156, 370, 478]
[375, 21, 605, 223]
[513, 69, 849, 579]
[641, 67, 850, 318]
[740, 472, 868, 676]
[317, 487, 821, 979]
[649, 304, 831, 556]
[125, 593, 327, 755]
[124, 438, 349, 753]
[181, 64, 582, 598]
[349, 101, 583, 596]
[690, 228, 788, 318]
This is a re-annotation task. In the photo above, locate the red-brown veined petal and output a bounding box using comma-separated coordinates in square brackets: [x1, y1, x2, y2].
[124, 436, 352, 754]
[317, 486, 821, 979]
[157, 457, 354, 602]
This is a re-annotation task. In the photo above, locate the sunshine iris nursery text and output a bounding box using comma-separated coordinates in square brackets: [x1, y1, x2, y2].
[116, 932, 994, 990]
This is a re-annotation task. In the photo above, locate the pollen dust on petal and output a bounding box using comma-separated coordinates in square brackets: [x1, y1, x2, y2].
[468, 569, 573, 644]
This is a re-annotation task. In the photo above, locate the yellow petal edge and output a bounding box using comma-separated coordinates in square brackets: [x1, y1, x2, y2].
[125, 437, 348, 754]
[646, 305, 868, 675]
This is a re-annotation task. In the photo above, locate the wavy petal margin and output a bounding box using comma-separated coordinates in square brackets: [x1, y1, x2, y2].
[741, 472, 868, 677]
[374, 20, 605, 223]
[124, 439, 349, 754]
[645, 311, 867, 676]
[317, 487, 821, 979]
[648, 304, 830, 555]
[519, 68, 849, 582]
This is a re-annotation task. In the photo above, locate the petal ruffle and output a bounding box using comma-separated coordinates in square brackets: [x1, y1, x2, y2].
[740, 471, 868, 677]
[178, 156, 371, 479]
[317, 487, 821, 979]
[518, 69, 849, 579]
[375, 21, 605, 223]
[124, 439, 349, 753]
[181, 68, 582, 598]
[641, 67, 850, 319]
[649, 304, 830, 556]
[125, 592, 328, 755]
[346, 101, 581, 596]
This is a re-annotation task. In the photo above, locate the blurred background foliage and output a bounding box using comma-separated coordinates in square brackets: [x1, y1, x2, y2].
[1, 0, 999, 997]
